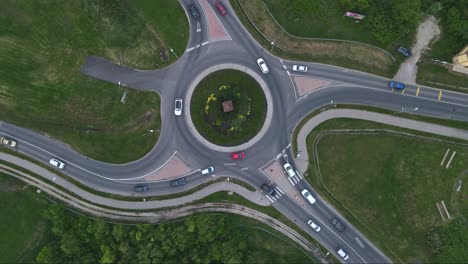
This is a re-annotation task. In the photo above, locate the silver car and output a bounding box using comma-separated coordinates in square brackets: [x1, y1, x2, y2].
[307, 219, 321, 232]
[49, 158, 65, 169]
[292, 65, 307, 72]
[174, 98, 183, 116]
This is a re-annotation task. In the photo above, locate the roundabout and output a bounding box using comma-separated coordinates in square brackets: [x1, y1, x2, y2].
[184, 63, 273, 152]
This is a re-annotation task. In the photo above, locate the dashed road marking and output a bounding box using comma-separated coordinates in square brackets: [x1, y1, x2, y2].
[282, 65, 287, 70]
[286, 70, 290, 76]
[241, 167, 248, 171]
[275, 186, 285, 195]
[438, 90, 443, 101]
[416, 86, 420, 96]
[224, 163, 236, 166]
[201, 41, 209, 46]
[355, 237, 365, 248]
[196, 44, 200, 48]
[401, 89, 405, 94]
[186, 47, 195, 52]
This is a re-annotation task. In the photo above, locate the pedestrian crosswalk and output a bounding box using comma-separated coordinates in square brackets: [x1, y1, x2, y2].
[265, 186, 285, 203]
[287, 170, 303, 186]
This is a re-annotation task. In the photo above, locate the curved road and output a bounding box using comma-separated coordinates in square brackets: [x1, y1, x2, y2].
[2, 0, 468, 263]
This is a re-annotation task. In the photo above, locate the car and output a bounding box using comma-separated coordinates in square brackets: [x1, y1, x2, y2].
[292, 65, 308, 72]
[170, 177, 186, 187]
[388, 81, 406, 90]
[331, 218, 346, 232]
[336, 247, 350, 260]
[214, 1, 227, 15]
[231, 151, 246, 160]
[261, 184, 277, 196]
[201, 166, 215, 175]
[397, 46, 412, 57]
[0, 137, 17, 148]
[283, 163, 296, 177]
[301, 189, 316, 204]
[307, 219, 321, 232]
[174, 98, 183, 116]
[256, 58, 269, 74]
[187, 4, 200, 20]
[134, 184, 149, 193]
[49, 158, 65, 169]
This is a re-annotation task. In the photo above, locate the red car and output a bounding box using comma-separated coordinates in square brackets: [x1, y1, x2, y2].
[214, 1, 227, 15]
[231, 152, 246, 160]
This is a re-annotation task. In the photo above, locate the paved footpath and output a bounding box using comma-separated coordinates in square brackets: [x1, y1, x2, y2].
[294, 109, 468, 173]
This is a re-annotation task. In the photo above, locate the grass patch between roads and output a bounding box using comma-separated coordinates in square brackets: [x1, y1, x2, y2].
[191, 70, 267, 146]
[231, 0, 397, 77]
[0, 0, 190, 163]
[303, 118, 468, 262]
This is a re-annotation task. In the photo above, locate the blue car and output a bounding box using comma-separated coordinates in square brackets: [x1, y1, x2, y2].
[397, 46, 412, 57]
[388, 81, 405, 90]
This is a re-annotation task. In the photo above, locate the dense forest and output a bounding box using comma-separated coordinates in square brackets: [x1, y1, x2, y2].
[35, 205, 311, 263]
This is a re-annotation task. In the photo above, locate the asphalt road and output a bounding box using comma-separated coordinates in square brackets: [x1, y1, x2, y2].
[2, 0, 468, 262]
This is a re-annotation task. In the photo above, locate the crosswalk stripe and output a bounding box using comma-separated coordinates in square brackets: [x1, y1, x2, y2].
[266, 195, 275, 203]
[275, 187, 285, 195]
[288, 177, 295, 186]
[296, 171, 303, 179]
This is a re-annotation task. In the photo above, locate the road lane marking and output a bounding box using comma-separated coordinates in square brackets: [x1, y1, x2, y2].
[186, 47, 195, 52]
[265, 195, 275, 203]
[282, 65, 287, 70]
[391, 88, 394, 92]
[201, 41, 209, 46]
[355, 237, 365, 248]
[275, 186, 285, 195]
[438, 90, 443, 101]
[416, 86, 420, 96]
[195, 44, 200, 48]
[241, 167, 248, 171]
[196, 21, 201, 32]
[224, 163, 236, 166]
[401, 89, 405, 94]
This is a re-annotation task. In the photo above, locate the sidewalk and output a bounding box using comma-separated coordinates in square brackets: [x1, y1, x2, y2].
[294, 109, 468, 174]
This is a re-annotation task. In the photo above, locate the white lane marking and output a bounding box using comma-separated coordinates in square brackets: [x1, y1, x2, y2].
[241, 167, 248, 171]
[196, 44, 200, 48]
[282, 65, 287, 70]
[265, 195, 275, 203]
[287, 71, 291, 76]
[275, 186, 285, 195]
[280, 59, 283, 63]
[186, 47, 195, 52]
[196, 21, 201, 32]
[355, 237, 365, 248]
[288, 177, 295, 186]
[224, 163, 236, 166]
[296, 171, 303, 180]
[201, 41, 209, 46]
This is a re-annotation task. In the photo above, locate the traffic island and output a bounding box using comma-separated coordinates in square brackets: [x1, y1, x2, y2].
[190, 69, 267, 147]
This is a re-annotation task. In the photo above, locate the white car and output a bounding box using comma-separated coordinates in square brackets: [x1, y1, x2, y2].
[307, 219, 321, 232]
[292, 65, 307, 72]
[0, 137, 17, 148]
[336, 248, 349, 260]
[201, 166, 215, 175]
[283, 163, 296, 177]
[174, 98, 183, 116]
[49, 158, 65, 169]
[301, 189, 316, 204]
[257, 58, 269, 74]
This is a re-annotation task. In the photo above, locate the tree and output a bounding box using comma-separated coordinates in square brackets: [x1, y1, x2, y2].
[100, 244, 116, 264]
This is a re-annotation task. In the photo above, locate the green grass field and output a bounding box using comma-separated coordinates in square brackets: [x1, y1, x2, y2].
[264, 0, 380, 46]
[0, 174, 50, 263]
[0, 0, 188, 163]
[417, 62, 468, 91]
[305, 119, 468, 262]
[190, 70, 267, 146]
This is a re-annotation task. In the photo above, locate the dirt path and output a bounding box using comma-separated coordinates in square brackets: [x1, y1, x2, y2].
[393, 16, 440, 84]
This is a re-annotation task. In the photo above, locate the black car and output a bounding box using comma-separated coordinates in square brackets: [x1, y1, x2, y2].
[170, 177, 186, 187]
[187, 4, 200, 20]
[331, 218, 346, 232]
[261, 184, 277, 196]
[134, 184, 149, 193]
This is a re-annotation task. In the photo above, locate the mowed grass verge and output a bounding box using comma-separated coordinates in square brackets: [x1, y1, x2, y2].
[304, 119, 468, 262]
[417, 62, 468, 92]
[231, 0, 397, 77]
[191, 70, 267, 146]
[0, 0, 189, 162]
[0, 174, 50, 263]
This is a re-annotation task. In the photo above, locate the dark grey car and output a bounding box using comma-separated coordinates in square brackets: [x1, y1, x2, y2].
[331, 218, 346, 232]
[170, 177, 186, 187]
[134, 184, 149, 193]
[261, 184, 277, 196]
[187, 4, 200, 20]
